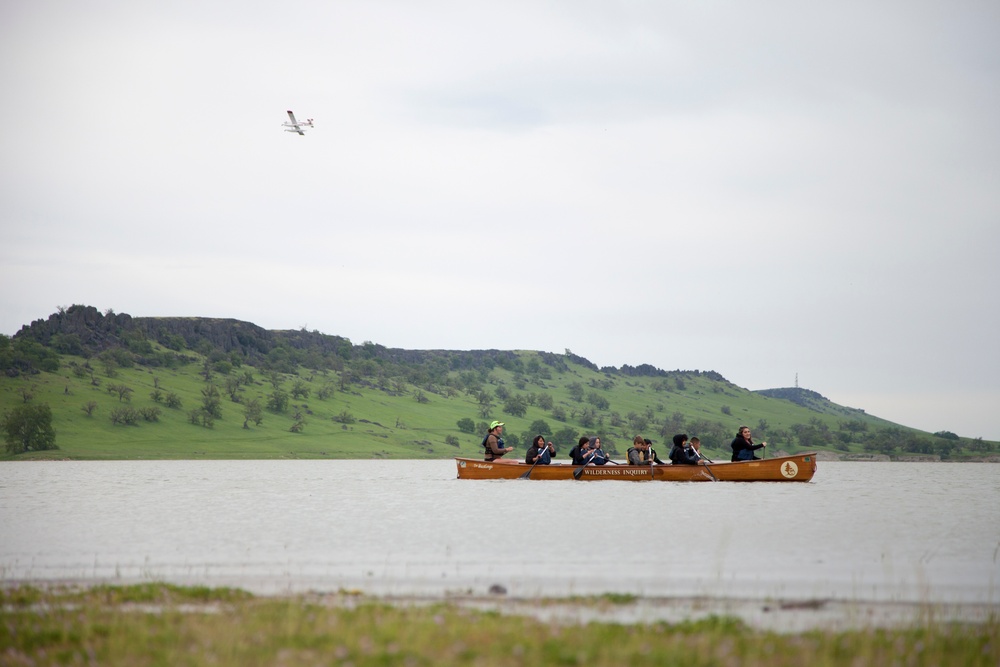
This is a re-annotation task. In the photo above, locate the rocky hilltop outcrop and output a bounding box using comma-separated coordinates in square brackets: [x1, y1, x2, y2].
[18, 305, 281, 363]
[14, 305, 731, 380]
[12, 306, 572, 373]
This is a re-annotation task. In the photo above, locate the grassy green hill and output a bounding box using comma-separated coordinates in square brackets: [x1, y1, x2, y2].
[1, 307, 994, 461]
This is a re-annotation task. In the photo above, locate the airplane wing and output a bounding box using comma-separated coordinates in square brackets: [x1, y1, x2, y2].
[285, 110, 306, 135]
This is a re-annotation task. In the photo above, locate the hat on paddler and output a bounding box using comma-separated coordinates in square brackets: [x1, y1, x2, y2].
[489, 420, 504, 430]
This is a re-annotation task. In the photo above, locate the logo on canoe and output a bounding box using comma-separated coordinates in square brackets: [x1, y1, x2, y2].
[582, 468, 652, 477]
[780, 461, 799, 479]
[458, 461, 466, 468]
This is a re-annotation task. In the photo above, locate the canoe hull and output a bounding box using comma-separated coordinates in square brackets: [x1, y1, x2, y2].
[455, 453, 817, 482]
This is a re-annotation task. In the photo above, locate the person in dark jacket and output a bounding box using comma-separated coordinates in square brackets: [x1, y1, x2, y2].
[668, 433, 703, 465]
[570, 436, 607, 465]
[569, 436, 590, 465]
[525, 435, 556, 464]
[730, 426, 766, 462]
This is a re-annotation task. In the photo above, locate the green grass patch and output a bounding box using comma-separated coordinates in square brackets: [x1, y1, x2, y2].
[1, 584, 997, 666]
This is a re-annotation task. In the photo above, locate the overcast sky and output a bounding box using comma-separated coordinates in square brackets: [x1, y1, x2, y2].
[2, 1, 998, 440]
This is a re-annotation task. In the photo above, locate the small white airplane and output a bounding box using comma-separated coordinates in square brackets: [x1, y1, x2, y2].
[282, 110, 314, 135]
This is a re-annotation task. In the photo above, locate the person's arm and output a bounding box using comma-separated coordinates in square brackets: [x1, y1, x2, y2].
[488, 435, 508, 456]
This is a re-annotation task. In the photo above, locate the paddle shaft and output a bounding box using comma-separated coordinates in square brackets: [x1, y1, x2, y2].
[519, 456, 543, 480]
[572, 448, 600, 479]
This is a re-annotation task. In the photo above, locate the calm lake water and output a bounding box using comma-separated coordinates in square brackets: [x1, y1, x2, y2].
[1, 460, 997, 606]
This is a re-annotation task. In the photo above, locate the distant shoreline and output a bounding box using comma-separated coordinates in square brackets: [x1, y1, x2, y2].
[3, 454, 1000, 462]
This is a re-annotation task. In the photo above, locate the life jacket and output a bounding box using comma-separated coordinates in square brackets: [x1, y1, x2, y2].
[527, 444, 551, 464]
[482, 433, 505, 460]
[626, 447, 648, 465]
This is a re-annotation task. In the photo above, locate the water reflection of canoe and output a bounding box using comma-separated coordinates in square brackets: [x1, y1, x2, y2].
[455, 452, 817, 482]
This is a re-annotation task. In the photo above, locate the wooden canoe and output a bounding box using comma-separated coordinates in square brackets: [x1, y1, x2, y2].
[455, 452, 817, 482]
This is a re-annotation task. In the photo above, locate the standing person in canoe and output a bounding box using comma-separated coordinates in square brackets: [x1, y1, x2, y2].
[730, 426, 766, 462]
[525, 435, 556, 465]
[483, 420, 514, 462]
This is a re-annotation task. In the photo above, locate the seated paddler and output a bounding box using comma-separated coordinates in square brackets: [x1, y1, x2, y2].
[525, 435, 556, 464]
[569, 436, 590, 465]
[645, 438, 665, 464]
[668, 433, 705, 465]
[586, 436, 609, 465]
[627, 435, 652, 465]
[730, 426, 766, 462]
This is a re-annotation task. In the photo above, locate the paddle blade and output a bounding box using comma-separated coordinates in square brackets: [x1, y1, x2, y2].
[572, 466, 585, 480]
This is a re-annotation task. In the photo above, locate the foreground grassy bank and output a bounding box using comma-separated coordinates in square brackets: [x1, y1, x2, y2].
[1, 584, 996, 666]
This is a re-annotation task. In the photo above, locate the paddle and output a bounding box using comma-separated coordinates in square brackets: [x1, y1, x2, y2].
[686, 445, 716, 480]
[519, 456, 543, 480]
